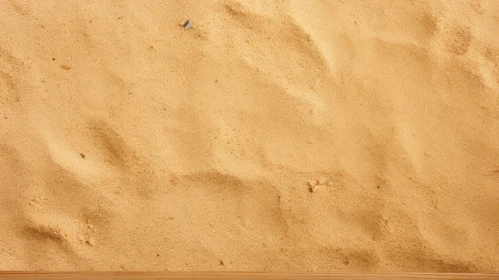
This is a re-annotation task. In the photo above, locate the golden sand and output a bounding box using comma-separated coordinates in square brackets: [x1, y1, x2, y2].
[0, 0, 498, 272]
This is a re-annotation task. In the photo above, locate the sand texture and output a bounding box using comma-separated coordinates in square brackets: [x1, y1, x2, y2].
[1, 0, 498, 272]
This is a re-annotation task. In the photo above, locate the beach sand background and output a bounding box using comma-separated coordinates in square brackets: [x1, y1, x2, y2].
[0, 0, 498, 272]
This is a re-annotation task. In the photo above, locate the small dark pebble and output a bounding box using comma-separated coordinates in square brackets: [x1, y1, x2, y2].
[183, 19, 192, 30]
[80, 153, 85, 159]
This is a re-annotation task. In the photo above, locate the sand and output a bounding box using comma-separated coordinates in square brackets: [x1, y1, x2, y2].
[0, 0, 498, 272]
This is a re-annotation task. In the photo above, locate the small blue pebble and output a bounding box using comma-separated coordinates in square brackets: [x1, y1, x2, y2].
[184, 19, 192, 30]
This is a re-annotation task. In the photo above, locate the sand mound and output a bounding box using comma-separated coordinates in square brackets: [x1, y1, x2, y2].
[0, 0, 498, 272]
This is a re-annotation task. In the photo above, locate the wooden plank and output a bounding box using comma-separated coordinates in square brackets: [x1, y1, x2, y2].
[0, 272, 497, 280]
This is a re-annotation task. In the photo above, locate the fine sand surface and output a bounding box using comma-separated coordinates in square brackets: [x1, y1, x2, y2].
[1, 0, 498, 272]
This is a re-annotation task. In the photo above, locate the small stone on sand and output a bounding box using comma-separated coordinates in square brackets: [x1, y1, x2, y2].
[310, 185, 320, 193]
[182, 19, 192, 30]
[308, 180, 317, 187]
[88, 238, 96, 246]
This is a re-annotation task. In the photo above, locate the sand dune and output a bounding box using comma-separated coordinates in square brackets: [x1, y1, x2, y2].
[0, 0, 498, 272]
